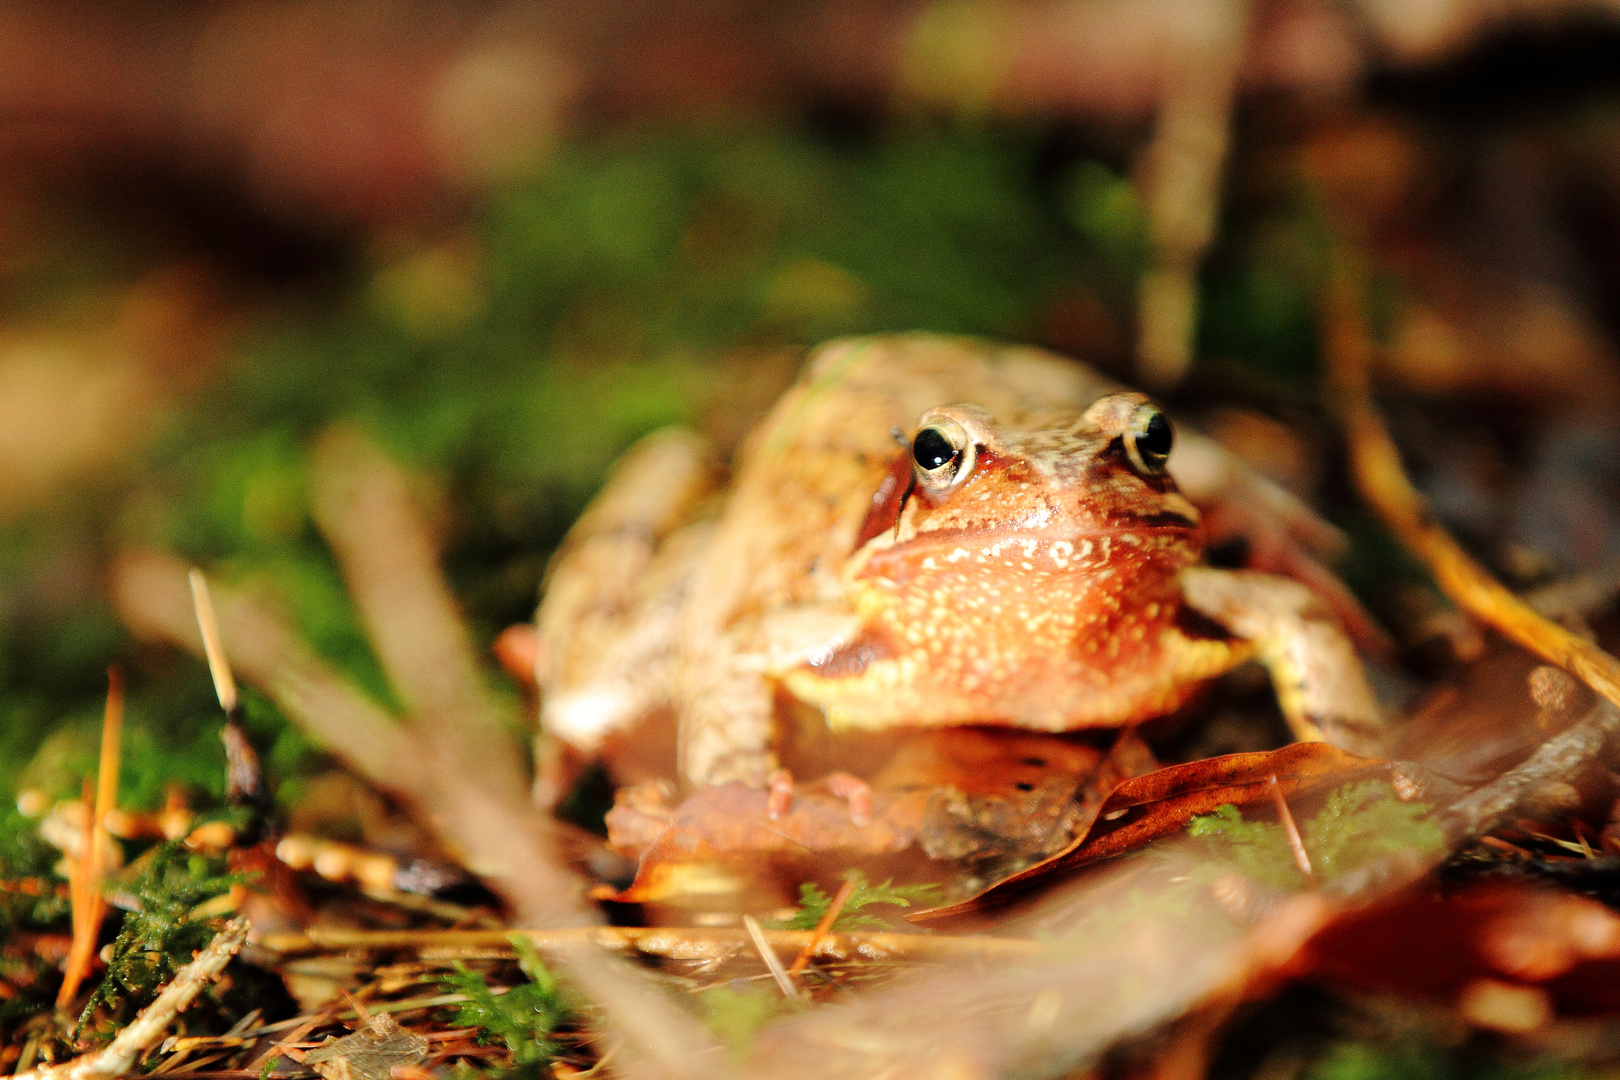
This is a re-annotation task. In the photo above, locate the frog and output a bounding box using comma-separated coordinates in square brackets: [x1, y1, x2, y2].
[534, 334, 1384, 817]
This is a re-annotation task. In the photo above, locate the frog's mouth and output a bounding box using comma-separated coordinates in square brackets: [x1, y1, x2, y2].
[855, 522, 1199, 579]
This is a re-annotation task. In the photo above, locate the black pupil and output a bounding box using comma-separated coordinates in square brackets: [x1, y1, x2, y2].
[913, 427, 959, 471]
[1137, 412, 1172, 460]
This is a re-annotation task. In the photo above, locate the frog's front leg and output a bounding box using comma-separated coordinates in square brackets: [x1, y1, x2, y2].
[1180, 567, 1386, 757]
[679, 604, 864, 810]
[1171, 430, 1391, 657]
[678, 641, 779, 789]
[536, 428, 717, 752]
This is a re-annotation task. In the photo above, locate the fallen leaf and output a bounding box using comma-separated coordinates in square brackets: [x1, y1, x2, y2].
[1309, 882, 1620, 1019]
[913, 741, 1385, 921]
[306, 1014, 430, 1080]
[605, 780, 924, 904]
[605, 729, 1134, 905]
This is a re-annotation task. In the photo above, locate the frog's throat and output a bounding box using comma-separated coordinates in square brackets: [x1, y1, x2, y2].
[786, 631, 1247, 733]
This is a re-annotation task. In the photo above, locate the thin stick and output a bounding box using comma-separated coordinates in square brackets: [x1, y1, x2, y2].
[189, 571, 239, 714]
[742, 915, 799, 999]
[787, 877, 857, 978]
[57, 669, 123, 1008]
[1135, 0, 1248, 387]
[93, 667, 124, 858]
[1433, 702, 1620, 847]
[57, 779, 94, 1008]
[1322, 257, 1620, 714]
[19, 919, 249, 1080]
[252, 925, 1044, 963]
[189, 569, 264, 808]
[1267, 775, 1312, 879]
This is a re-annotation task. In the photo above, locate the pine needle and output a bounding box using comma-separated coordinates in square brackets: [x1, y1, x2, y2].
[57, 668, 123, 1008]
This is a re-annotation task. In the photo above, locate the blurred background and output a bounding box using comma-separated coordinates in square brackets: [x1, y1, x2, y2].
[5, 0, 1620, 852]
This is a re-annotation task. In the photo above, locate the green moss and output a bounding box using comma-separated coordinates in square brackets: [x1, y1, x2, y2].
[77, 842, 245, 1033]
[441, 938, 570, 1068]
[771, 871, 942, 932]
[700, 982, 796, 1061]
[1186, 781, 1445, 892]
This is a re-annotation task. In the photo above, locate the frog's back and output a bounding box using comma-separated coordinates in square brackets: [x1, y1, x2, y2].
[796, 335, 1123, 435]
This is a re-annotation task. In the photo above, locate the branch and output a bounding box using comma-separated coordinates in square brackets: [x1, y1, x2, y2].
[1321, 255, 1620, 712]
[14, 919, 249, 1080]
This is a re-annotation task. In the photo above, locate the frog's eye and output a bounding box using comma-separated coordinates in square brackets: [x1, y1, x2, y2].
[1124, 404, 1173, 476]
[911, 418, 976, 494]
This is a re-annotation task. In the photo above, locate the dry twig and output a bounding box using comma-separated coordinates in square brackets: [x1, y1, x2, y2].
[190, 571, 266, 809]
[1268, 776, 1312, 880]
[114, 427, 732, 1080]
[57, 669, 123, 1008]
[1322, 256, 1620, 713]
[253, 925, 1043, 965]
[19, 919, 249, 1080]
[1324, 701, 1620, 904]
[743, 916, 799, 999]
[787, 877, 857, 978]
[1135, 0, 1248, 387]
[1313, 253, 1620, 897]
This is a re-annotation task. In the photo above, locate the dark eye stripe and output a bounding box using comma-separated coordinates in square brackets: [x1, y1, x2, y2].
[1134, 510, 1199, 529]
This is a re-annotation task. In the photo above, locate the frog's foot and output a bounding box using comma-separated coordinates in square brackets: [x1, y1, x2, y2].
[766, 768, 874, 827]
[1181, 566, 1386, 757]
[1175, 431, 1392, 659]
[1197, 498, 1393, 660]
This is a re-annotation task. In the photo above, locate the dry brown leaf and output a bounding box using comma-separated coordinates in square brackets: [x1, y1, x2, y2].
[1309, 883, 1620, 1019]
[606, 729, 1141, 906]
[915, 741, 1385, 921]
[305, 1015, 430, 1080]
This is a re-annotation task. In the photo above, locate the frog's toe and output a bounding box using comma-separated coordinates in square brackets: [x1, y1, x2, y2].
[767, 767, 796, 820]
[764, 768, 873, 826]
[825, 771, 874, 828]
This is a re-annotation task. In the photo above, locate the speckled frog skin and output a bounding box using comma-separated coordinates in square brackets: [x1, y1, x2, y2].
[535, 335, 1383, 792]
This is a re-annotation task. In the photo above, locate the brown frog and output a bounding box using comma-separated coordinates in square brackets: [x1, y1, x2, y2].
[535, 335, 1383, 810]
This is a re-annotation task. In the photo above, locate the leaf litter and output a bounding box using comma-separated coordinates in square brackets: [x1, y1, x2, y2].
[14, 387, 1620, 1078]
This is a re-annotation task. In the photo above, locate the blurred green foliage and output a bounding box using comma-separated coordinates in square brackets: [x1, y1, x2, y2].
[1306, 1037, 1590, 1080]
[701, 981, 799, 1061]
[442, 938, 570, 1072]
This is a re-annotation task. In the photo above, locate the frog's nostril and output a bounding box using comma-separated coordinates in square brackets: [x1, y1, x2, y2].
[1019, 756, 1047, 767]
[1013, 781, 1036, 792]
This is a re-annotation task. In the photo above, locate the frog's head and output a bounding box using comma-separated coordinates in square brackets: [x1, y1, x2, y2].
[785, 392, 1210, 732]
[848, 391, 1201, 568]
